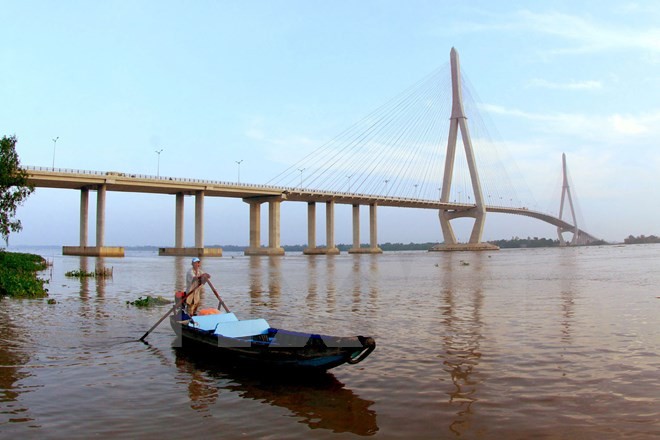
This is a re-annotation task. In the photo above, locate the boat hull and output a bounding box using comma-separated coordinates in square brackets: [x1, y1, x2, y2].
[170, 315, 375, 371]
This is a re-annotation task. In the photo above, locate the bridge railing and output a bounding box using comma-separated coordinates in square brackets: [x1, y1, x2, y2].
[25, 165, 291, 191]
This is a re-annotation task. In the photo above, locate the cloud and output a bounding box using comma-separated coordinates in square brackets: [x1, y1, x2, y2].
[454, 9, 660, 56]
[609, 114, 648, 135]
[477, 102, 660, 223]
[526, 78, 603, 90]
[480, 103, 660, 141]
[243, 117, 320, 161]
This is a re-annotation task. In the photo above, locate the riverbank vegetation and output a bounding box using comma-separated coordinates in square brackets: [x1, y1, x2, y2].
[488, 237, 561, 248]
[488, 237, 611, 248]
[1, 135, 34, 245]
[0, 250, 48, 298]
[122, 237, 617, 252]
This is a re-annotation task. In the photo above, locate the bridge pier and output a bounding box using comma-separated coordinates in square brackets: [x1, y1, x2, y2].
[431, 207, 498, 251]
[63, 185, 125, 257]
[303, 201, 340, 255]
[348, 203, 382, 254]
[159, 191, 222, 257]
[244, 196, 285, 256]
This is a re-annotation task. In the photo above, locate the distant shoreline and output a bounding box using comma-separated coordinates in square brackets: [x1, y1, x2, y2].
[7, 237, 646, 252]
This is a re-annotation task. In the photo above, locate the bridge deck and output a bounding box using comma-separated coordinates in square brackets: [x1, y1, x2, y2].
[26, 167, 597, 243]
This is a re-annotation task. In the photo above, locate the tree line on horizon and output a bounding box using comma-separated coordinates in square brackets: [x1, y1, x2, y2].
[120, 234, 660, 251]
[131, 237, 611, 251]
[623, 235, 660, 244]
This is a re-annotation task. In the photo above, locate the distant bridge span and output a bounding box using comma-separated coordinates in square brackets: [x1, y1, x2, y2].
[285, 188, 598, 244]
[25, 166, 595, 256]
[485, 206, 598, 244]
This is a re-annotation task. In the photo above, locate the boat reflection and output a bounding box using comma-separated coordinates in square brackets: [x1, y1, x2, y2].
[173, 346, 378, 436]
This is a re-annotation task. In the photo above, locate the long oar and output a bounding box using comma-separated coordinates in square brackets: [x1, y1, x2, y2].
[138, 280, 201, 342]
[206, 279, 230, 313]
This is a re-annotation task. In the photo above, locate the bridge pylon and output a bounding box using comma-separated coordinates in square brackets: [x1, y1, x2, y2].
[557, 153, 580, 245]
[431, 48, 498, 252]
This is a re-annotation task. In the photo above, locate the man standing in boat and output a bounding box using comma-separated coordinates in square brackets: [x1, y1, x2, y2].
[186, 257, 210, 316]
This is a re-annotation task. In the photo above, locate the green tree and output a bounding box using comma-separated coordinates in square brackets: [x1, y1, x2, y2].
[0, 135, 34, 244]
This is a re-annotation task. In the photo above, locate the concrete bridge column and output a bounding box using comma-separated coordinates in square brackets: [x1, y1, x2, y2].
[325, 200, 340, 254]
[349, 203, 382, 254]
[349, 204, 361, 253]
[96, 184, 106, 248]
[307, 202, 316, 248]
[159, 192, 222, 257]
[248, 201, 261, 252]
[80, 187, 89, 247]
[267, 200, 285, 255]
[175, 192, 184, 248]
[303, 202, 317, 254]
[195, 190, 204, 248]
[304, 201, 340, 255]
[64, 184, 124, 256]
[369, 203, 383, 253]
[244, 197, 285, 256]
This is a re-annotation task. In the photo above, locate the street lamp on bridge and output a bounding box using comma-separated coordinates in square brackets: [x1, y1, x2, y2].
[347, 175, 352, 192]
[155, 149, 164, 177]
[298, 168, 305, 188]
[236, 159, 243, 183]
[51, 137, 59, 171]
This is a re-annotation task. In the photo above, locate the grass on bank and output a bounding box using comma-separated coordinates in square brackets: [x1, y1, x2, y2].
[0, 250, 48, 298]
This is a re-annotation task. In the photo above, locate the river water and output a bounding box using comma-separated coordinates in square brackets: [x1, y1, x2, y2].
[0, 245, 658, 439]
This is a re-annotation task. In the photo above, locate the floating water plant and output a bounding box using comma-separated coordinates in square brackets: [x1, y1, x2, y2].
[126, 295, 172, 307]
[65, 267, 113, 278]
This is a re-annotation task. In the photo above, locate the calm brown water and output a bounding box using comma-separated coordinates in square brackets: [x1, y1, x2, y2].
[1, 245, 658, 439]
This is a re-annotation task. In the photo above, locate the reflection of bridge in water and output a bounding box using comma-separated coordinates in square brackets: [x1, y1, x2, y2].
[26, 48, 597, 257]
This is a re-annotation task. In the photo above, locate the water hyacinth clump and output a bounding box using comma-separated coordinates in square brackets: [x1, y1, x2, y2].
[126, 295, 172, 307]
[65, 267, 113, 278]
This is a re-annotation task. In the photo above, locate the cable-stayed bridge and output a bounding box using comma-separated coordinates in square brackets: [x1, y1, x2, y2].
[265, 47, 598, 251]
[25, 48, 598, 256]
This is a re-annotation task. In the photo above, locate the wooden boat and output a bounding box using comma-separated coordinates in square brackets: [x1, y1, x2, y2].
[169, 311, 376, 371]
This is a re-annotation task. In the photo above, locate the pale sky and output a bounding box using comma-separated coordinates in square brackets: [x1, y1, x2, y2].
[3, 0, 659, 247]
